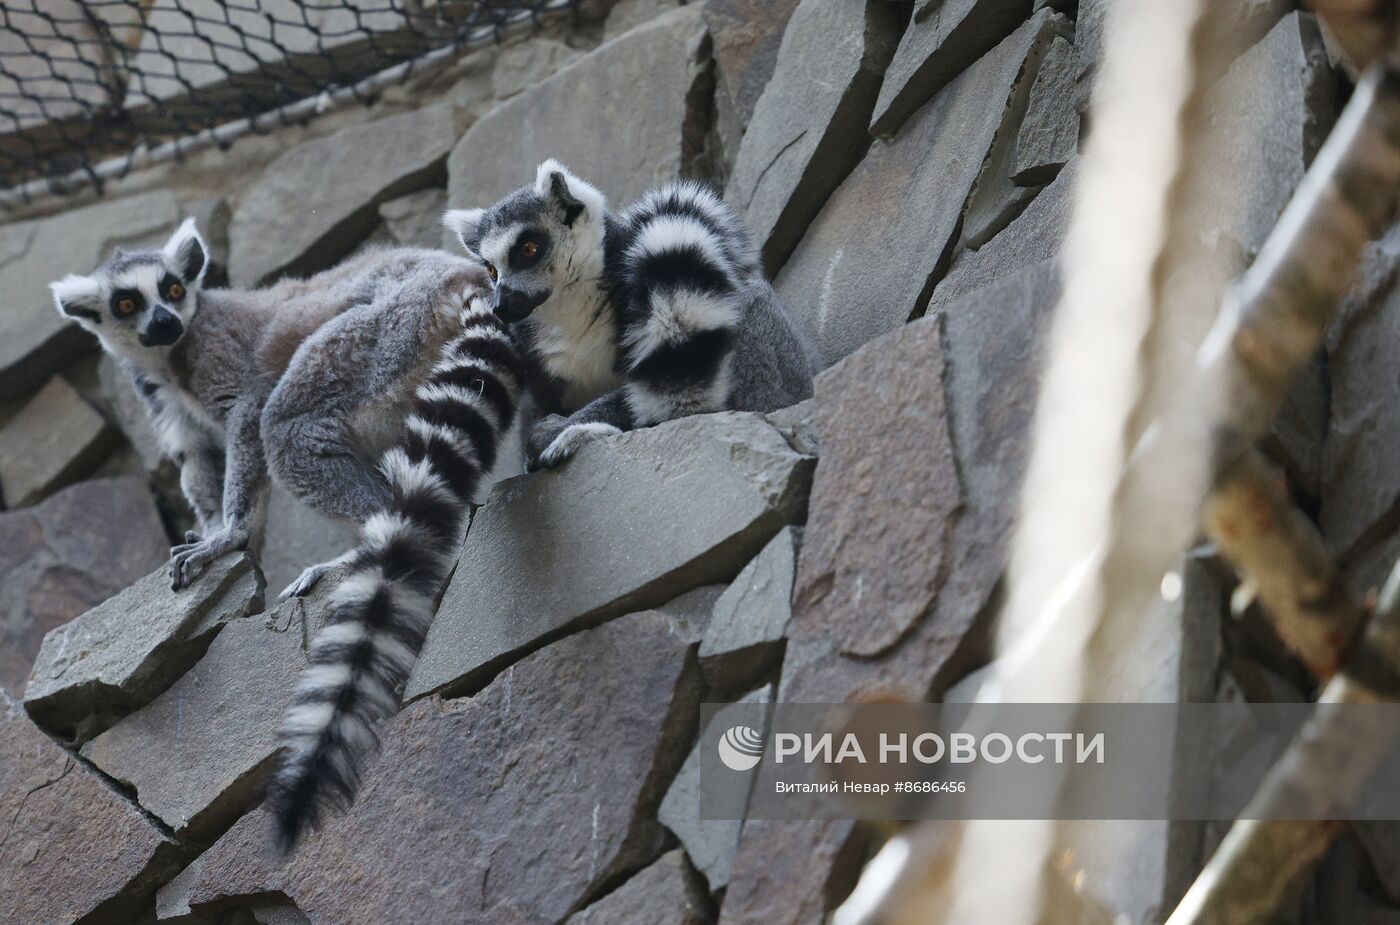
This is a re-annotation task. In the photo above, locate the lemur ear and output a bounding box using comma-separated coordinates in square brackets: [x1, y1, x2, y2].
[162, 217, 208, 284]
[443, 208, 486, 255]
[534, 159, 605, 228]
[50, 274, 104, 324]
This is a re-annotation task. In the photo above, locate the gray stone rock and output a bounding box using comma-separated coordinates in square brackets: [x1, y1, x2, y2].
[1323, 220, 1400, 561]
[0, 189, 181, 399]
[1196, 12, 1335, 259]
[699, 527, 797, 692]
[930, 156, 1077, 314]
[445, 8, 710, 230]
[375, 188, 448, 249]
[80, 591, 327, 840]
[957, 12, 1070, 250]
[719, 818, 863, 925]
[776, 11, 1059, 365]
[763, 397, 819, 457]
[0, 477, 167, 696]
[703, 0, 803, 175]
[0, 692, 177, 925]
[605, 0, 685, 40]
[24, 553, 265, 741]
[229, 104, 465, 286]
[723, 0, 902, 272]
[406, 411, 813, 699]
[567, 850, 710, 924]
[0, 375, 118, 508]
[174, 611, 700, 924]
[1010, 34, 1079, 185]
[869, 0, 1033, 138]
[791, 309, 961, 659]
[257, 487, 360, 602]
[659, 686, 772, 892]
[492, 38, 583, 99]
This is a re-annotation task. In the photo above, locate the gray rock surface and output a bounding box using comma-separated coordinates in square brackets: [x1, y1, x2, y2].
[24, 553, 265, 740]
[723, 0, 901, 272]
[567, 850, 710, 924]
[776, 11, 1057, 364]
[257, 487, 360, 602]
[791, 313, 961, 659]
[869, 0, 1033, 138]
[604, 0, 685, 40]
[229, 104, 465, 285]
[956, 12, 1069, 250]
[407, 411, 813, 699]
[699, 527, 797, 692]
[1010, 35, 1079, 185]
[1196, 12, 1334, 258]
[929, 156, 1077, 313]
[659, 686, 772, 892]
[80, 591, 326, 839]
[0, 375, 117, 508]
[375, 188, 448, 249]
[0, 189, 180, 399]
[0, 692, 176, 925]
[173, 611, 700, 924]
[703, 0, 803, 166]
[0, 477, 167, 695]
[445, 8, 710, 224]
[492, 38, 583, 98]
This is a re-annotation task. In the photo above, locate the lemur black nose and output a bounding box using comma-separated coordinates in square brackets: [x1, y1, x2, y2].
[141, 306, 184, 347]
[492, 285, 550, 324]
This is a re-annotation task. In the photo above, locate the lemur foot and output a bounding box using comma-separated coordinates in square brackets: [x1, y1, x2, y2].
[170, 527, 248, 591]
[278, 552, 353, 601]
[526, 416, 622, 471]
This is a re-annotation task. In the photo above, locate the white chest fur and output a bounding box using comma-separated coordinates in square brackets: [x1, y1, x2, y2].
[530, 290, 623, 411]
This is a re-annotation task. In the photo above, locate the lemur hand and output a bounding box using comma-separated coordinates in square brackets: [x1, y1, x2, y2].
[170, 526, 250, 591]
[526, 414, 622, 472]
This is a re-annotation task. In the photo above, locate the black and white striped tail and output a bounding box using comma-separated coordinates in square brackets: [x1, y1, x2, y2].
[267, 296, 523, 855]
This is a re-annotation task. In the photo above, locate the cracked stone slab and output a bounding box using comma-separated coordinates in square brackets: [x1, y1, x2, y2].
[406, 411, 813, 700]
[376, 188, 449, 249]
[723, 0, 902, 272]
[791, 312, 960, 659]
[0, 189, 181, 400]
[703, 0, 802, 170]
[869, 0, 1033, 138]
[0, 375, 118, 508]
[566, 850, 710, 924]
[776, 10, 1059, 365]
[699, 528, 797, 693]
[1010, 34, 1079, 185]
[24, 553, 265, 741]
[229, 103, 465, 286]
[0, 692, 177, 925]
[0, 477, 167, 695]
[171, 611, 700, 924]
[81, 586, 332, 841]
[445, 7, 710, 233]
[258, 488, 360, 606]
[659, 686, 772, 892]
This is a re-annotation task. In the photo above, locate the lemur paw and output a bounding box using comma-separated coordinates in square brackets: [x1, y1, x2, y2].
[279, 562, 331, 601]
[169, 528, 249, 591]
[527, 421, 623, 472]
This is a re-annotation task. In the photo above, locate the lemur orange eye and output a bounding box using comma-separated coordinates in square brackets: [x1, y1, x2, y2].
[116, 298, 137, 317]
[522, 240, 538, 258]
[167, 282, 184, 300]
[485, 262, 498, 282]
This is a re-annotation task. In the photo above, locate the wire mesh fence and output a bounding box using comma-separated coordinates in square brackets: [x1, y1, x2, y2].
[0, 0, 578, 208]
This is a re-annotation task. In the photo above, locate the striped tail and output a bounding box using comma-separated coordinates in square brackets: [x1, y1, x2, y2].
[267, 295, 524, 854]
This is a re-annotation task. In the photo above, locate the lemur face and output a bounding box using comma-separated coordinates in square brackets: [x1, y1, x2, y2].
[444, 159, 607, 324]
[50, 217, 209, 356]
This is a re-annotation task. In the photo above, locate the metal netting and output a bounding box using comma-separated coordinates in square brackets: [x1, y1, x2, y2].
[0, 0, 579, 208]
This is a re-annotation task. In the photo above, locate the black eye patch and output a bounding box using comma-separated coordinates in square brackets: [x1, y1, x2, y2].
[110, 288, 145, 319]
[159, 273, 186, 300]
[508, 230, 550, 271]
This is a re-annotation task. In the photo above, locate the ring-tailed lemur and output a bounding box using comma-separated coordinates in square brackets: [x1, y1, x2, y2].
[443, 160, 820, 469]
[268, 294, 524, 854]
[50, 219, 513, 596]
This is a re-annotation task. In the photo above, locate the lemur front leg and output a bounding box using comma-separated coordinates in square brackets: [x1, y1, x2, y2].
[170, 397, 268, 591]
[528, 329, 736, 470]
[177, 442, 225, 540]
